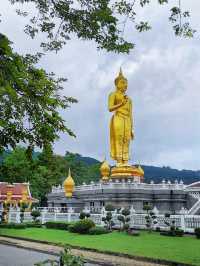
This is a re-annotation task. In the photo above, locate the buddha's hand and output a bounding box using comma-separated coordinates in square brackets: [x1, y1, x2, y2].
[131, 131, 134, 140]
[122, 95, 128, 105]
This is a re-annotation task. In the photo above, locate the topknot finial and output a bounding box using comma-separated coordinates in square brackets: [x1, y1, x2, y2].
[114, 67, 127, 86]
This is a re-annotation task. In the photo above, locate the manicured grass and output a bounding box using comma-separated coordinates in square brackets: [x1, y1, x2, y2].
[0, 228, 200, 265]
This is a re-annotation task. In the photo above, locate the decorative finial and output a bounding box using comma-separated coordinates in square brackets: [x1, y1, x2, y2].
[114, 67, 127, 86]
[64, 168, 75, 198]
[100, 159, 110, 181]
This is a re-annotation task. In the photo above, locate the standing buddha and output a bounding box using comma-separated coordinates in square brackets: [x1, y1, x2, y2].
[108, 68, 134, 167]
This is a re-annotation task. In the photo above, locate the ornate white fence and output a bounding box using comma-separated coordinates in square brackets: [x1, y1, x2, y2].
[6, 209, 200, 233]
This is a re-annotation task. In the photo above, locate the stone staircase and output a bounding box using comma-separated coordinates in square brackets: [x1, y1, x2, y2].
[188, 192, 200, 215]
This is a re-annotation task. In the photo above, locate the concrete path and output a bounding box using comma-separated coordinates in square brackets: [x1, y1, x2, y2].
[0, 236, 166, 266]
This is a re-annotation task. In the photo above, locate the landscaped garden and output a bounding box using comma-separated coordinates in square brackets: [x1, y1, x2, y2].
[0, 227, 200, 266]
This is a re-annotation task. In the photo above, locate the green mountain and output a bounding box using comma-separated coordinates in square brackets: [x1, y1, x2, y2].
[72, 155, 200, 185]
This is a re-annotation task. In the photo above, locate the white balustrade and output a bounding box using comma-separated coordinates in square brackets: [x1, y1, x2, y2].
[6, 208, 200, 233]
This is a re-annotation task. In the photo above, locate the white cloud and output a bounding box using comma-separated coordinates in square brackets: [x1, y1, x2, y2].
[1, 0, 200, 170]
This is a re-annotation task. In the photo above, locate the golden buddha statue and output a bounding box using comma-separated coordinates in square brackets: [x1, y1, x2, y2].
[108, 68, 134, 168]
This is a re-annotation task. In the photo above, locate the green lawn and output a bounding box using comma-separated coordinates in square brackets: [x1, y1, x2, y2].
[0, 228, 200, 265]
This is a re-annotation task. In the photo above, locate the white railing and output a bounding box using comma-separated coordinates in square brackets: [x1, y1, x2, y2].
[6, 209, 200, 233]
[51, 181, 186, 194]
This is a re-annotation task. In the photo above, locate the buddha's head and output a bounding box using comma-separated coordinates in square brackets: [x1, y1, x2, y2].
[115, 68, 127, 93]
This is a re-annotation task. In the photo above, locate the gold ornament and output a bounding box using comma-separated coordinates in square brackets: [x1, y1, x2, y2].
[100, 160, 110, 181]
[64, 168, 75, 198]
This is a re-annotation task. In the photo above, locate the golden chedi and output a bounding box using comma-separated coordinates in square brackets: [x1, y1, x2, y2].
[100, 160, 110, 181]
[64, 168, 75, 198]
[108, 68, 137, 178]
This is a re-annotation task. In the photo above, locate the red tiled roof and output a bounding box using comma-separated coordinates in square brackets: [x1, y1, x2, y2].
[0, 182, 38, 202]
[0, 183, 28, 195]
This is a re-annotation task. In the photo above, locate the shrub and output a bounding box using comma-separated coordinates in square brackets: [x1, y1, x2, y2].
[117, 208, 130, 232]
[88, 226, 109, 235]
[105, 204, 115, 212]
[127, 229, 140, 236]
[160, 228, 184, 237]
[31, 210, 41, 222]
[0, 223, 26, 229]
[195, 228, 200, 239]
[68, 219, 95, 234]
[79, 212, 90, 220]
[45, 221, 70, 230]
[24, 222, 42, 228]
[175, 228, 184, 237]
[143, 204, 157, 233]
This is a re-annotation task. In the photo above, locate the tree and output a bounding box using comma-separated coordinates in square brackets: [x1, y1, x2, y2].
[4, 0, 195, 53]
[0, 147, 101, 205]
[31, 209, 41, 223]
[0, 147, 32, 183]
[143, 204, 157, 233]
[102, 204, 115, 230]
[117, 208, 130, 232]
[0, 34, 77, 154]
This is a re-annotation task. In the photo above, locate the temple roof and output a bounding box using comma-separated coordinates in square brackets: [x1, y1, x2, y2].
[0, 182, 38, 202]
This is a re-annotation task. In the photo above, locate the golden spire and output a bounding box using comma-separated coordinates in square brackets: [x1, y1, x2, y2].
[100, 159, 110, 181]
[114, 67, 127, 86]
[138, 165, 144, 176]
[64, 168, 75, 198]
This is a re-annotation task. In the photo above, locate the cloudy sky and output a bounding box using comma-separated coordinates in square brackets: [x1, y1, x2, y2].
[1, 1, 200, 170]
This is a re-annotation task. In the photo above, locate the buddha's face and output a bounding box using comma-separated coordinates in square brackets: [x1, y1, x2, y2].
[117, 79, 127, 93]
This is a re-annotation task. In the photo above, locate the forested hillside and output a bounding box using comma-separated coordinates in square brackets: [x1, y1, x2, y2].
[0, 147, 199, 204]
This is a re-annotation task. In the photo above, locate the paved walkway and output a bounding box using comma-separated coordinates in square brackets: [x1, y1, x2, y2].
[0, 236, 166, 266]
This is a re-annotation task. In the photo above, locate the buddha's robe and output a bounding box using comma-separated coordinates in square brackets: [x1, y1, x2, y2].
[108, 91, 133, 162]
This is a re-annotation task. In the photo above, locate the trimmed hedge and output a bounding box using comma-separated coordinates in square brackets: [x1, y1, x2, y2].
[195, 228, 200, 239]
[160, 228, 184, 237]
[45, 221, 70, 230]
[0, 223, 26, 229]
[24, 222, 42, 228]
[68, 219, 95, 234]
[88, 226, 110, 235]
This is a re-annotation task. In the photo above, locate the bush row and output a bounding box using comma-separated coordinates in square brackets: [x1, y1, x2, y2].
[0, 222, 42, 229]
[0, 223, 27, 229]
[44, 220, 110, 235]
[45, 221, 70, 230]
[68, 219, 95, 234]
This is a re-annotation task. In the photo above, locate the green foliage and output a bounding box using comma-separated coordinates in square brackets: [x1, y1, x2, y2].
[68, 219, 95, 234]
[143, 204, 157, 233]
[194, 228, 200, 239]
[0, 148, 101, 204]
[35, 246, 84, 266]
[31, 210, 41, 222]
[118, 208, 130, 232]
[0, 34, 77, 154]
[160, 228, 184, 237]
[45, 221, 70, 230]
[24, 222, 42, 228]
[5, 0, 195, 53]
[88, 226, 109, 235]
[0, 223, 26, 229]
[79, 212, 90, 220]
[59, 247, 84, 266]
[102, 206, 115, 230]
[105, 204, 115, 212]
